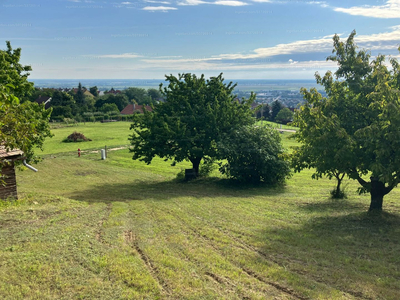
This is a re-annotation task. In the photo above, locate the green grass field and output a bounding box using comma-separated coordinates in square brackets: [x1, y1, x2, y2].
[1, 122, 400, 299]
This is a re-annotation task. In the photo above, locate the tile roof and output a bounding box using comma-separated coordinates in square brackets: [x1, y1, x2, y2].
[35, 96, 52, 109]
[120, 104, 153, 115]
[0, 146, 23, 159]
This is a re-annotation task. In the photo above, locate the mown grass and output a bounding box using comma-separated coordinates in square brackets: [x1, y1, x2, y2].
[41, 122, 132, 155]
[1, 122, 400, 299]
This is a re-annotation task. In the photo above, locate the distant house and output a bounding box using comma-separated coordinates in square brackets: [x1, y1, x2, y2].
[0, 147, 23, 199]
[35, 96, 52, 109]
[83, 90, 95, 98]
[120, 104, 153, 115]
[105, 88, 122, 95]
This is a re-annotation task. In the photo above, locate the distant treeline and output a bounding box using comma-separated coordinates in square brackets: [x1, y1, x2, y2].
[24, 83, 163, 122]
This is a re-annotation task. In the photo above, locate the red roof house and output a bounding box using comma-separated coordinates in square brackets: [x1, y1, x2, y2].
[120, 104, 153, 115]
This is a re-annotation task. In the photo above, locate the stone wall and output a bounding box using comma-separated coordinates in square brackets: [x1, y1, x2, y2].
[0, 161, 18, 199]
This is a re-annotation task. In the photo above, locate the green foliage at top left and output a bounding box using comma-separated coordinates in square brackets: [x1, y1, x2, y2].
[0, 41, 52, 170]
[0, 41, 33, 99]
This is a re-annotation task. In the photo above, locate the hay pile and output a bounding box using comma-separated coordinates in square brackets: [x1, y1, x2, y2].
[63, 132, 92, 142]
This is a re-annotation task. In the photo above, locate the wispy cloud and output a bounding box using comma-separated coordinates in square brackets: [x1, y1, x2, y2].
[144, 0, 171, 4]
[177, 0, 208, 5]
[333, 0, 400, 19]
[92, 53, 142, 58]
[214, 0, 248, 6]
[138, 27, 400, 71]
[142, 5, 178, 11]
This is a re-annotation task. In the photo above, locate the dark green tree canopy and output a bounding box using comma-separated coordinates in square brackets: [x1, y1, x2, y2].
[255, 104, 271, 120]
[123, 87, 152, 105]
[271, 100, 284, 121]
[292, 30, 400, 211]
[147, 88, 162, 101]
[75, 82, 85, 105]
[129, 73, 255, 175]
[89, 86, 99, 97]
[95, 93, 128, 111]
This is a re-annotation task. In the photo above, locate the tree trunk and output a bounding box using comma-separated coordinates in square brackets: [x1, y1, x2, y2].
[190, 157, 202, 177]
[369, 177, 384, 212]
[335, 177, 342, 195]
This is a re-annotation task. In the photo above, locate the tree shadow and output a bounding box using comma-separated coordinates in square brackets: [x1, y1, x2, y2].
[254, 211, 400, 297]
[67, 177, 287, 203]
[297, 198, 365, 212]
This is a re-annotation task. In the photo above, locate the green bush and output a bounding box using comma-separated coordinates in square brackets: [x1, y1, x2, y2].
[218, 125, 291, 184]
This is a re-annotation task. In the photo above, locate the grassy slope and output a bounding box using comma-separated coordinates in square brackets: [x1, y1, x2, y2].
[1, 123, 400, 299]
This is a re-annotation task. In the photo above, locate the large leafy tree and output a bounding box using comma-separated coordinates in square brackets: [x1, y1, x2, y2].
[129, 73, 255, 175]
[0, 42, 52, 174]
[95, 93, 128, 111]
[292, 30, 400, 212]
[123, 87, 152, 105]
[147, 88, 162, 101]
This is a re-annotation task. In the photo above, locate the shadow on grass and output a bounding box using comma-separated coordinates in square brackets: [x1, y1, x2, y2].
[254, 210, 400, 297]
[68, 177, 287, 203]
[297, 198, 365, 212]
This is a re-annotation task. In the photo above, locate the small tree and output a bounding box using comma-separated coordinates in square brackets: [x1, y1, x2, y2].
[219, 125, 291, 184]
[275, 107, 293, 124]
[129, 73, 255, 176]
[100, 103, 119, 114]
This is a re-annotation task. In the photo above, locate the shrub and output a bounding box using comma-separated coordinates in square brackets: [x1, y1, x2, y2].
[218, 125, 291, 184]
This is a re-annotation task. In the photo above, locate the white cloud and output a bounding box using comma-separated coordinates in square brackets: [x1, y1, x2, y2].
[212, 26, 400, 60]
[333, 0, 400, 19]
[142, 5, 178, 10]
[140, 57, 337, 72]
[93, 53, 142, 58]
[144, 0, 171, 4]
[177, 0, 207, 5]
[138, 27, 400, 72]
[214, 0, 248, 6]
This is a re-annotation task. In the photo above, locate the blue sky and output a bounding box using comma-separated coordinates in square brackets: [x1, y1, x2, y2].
[0, 0, 399, 79]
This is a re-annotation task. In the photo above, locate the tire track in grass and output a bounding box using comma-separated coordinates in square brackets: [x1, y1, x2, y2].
[170, 200, 372, 300]
[159, 206, 300, 300]
[145, 203, 271, 299]
[129, 202, 252, 299]
[96, 203, 112, 245]
[124, 229, 171, 296]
